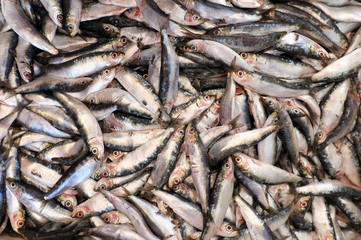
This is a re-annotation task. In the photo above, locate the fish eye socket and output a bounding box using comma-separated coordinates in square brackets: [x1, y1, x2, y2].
[65, 200, 72, 208]
[23, 72, 31, 80]
[192, 15, 200, 20]
[76, 211, 84, 218]
[240, 52, 248, 59]
[189, 127, 194, 134]
[111, 52, 118, 59]
[236, 71, 244, 78]
[17, 220, 25, 228]
[102, 171, 109, 178]
[91, 147, 98, 155]
[104, 217, 110, 222]
[10, 182, 16, 189]
[121, 36, 127, 43]
[226, 224, 233, 232]
[57, 14, 63, 22]
[173, 178, 180, 185]
[67, 24, 74, 31]
[318, 51, 325, 58]
[214, 29, 221, 35]
[104, 25, 111, 31]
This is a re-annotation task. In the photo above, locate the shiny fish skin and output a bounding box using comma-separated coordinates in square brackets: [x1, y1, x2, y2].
[1, 0, 361, 239]
[1, 0, 58, 55]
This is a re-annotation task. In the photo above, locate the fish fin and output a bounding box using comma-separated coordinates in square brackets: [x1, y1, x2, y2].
[329, 43, 346, 58]
[226, 114, 246, 129]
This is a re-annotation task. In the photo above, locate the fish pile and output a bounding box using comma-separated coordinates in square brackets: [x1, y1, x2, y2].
[0, 0, 361, 239]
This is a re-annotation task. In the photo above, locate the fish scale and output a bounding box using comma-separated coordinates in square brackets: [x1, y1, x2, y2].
[0, 1, 360, 240]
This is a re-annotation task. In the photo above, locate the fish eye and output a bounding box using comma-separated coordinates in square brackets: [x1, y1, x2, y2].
[113, 151, 119, 156]
[104, 69, 110, 76]
[318, 51, 326, 58]
[190, 45, 197, 51]
[225, 224, 234, 232]
[213, 29, 221, 35]
[23, 71, 31, 80]
[57, 14, 63, 22]
[293, 108, 300, 114]
[10, 182, 16, 189]
[234, 157, 241, 163]
[100, 184, 106, 190]
[225, 163, 230, 169]
[216, 100, 221, 105]
[103, 24, 111, 31]
[240, 52, 248, 59]
[17, 220, 25, 228]
[189, 127, 194, 134]
[300, 201, 308, 208]
[143, 74, 148, 80]
[89, 98, 96, 104]
[91, 147, 98, 155]
[173, 178, 180, 185]
[179, 129, 184, 134]
[273, 117, 279, 123]
[121, 36, 127, 43]
[317, 132, 323, 138]
[192, 15, 200, 20]
[67, 24, 74, 31]
[203, 95, 210, 101]
[81, 80, 87, 85]
[236, 71, 244, 78]
[102, 171, 109, 178]
[111, 52, 118, 59]
[104, 217, 110, 222]
[75, 211, 84, 218]
[65, 200, 72, 208]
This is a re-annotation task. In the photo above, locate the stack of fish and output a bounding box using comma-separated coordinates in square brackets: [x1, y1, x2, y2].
[0, 0, 361, 239]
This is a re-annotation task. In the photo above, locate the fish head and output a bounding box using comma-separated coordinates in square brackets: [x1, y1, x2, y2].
[239, 52, 255, 65]
[58, 194, 77, 211]
[218, 221, 238, 237]
[315, 127, 327, 145]
[19, 66, 32, 82]
[185, 121, 198, 144]
[100, 211, 117, 223]
[233, 154, 250, 174]
[84, 93, 99, 105]
[295, 196, 311, 214]
[184, 12, 204, 25]
[113, 36, 128, 50]
[172, 126, 186, 141]
[89, 138, 105, 160]
[222, 157, 235, 181]
[5, 178, 25, 199]
[185, 40, 205, 53]
[107, 51, 125, 64]
[71, 205, 90, 218]
[312, 44, 330, 60]
[95, 177, 114, 191]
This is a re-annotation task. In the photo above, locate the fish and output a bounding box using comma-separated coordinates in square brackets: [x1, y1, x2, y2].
[0, 1, 361, 239]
